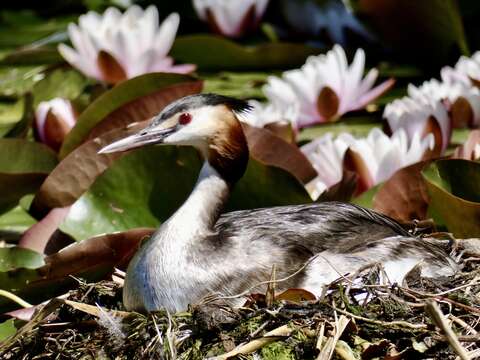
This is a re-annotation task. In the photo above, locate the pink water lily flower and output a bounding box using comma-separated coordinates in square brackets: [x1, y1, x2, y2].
[58, 6, 195, 84]
[193, 0, 269, 38]
[35, 98, 77, 151]
[384, 93, 450, 154]
[339, 128, 434, 193]
[301, 133, 350, 200]
[263, 45, 394, 129]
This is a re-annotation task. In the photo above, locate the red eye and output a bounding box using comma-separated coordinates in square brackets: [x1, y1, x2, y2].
[179, 113, 192, 125]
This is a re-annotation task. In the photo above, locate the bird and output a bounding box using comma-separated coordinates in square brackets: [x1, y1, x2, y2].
[99, 93, 457, 313]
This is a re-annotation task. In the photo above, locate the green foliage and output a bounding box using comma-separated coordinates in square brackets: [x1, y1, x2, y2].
[0, 139, 57, 214]
[171, 35, 321, 71]
[423, 159, 480, 237]
[32, 69, 87, 106]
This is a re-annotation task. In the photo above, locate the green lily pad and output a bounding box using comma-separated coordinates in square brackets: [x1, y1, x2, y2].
[0, 206, 36, 234]
[203, 71, 269, 99]
[171, 35, 321, 71]
[32, 69, 87, 107]
[0, 46, 63, 65]
[298, 119, 380, 143]
[0, 139, 57, 214]
[0, 99, 24, 137]
[60, 146, 311, 241]
[423, 159, 480, 237]
[59, 72, 200, 158]
[0, 247, 44, 272]
[0, 319, 16, 342]
[0, 66, 46, 98]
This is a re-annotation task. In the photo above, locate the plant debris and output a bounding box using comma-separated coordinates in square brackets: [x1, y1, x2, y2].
[0, 238, 478, 360]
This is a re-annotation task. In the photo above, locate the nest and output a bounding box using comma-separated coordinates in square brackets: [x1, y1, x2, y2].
[0, 239, 479, 360]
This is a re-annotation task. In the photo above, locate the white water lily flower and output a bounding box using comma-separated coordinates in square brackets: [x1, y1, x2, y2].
[264, 45, 394, 129]
[193, 0, 269, 38]
[35, 98, 77, 151]
[301, 133, 350, 199]
[407, 69, 480, 128]
[384, 94, 450, 154]
[454, 51, 480, 84]
[281, 0, 373, 45]
[339, 128, 434, 190]
[58, 6, 195, 84]
[241, 100, 298, 128]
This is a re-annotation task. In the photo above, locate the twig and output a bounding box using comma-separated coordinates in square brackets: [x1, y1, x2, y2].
[329, 304, 427, 330]
[209, 325, 292, 360]
[425, 300, 470, 360]
[0, 289, 32, 308]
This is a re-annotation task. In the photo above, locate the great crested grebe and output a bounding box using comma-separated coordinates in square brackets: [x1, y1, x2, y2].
[99, 93, 457, 313]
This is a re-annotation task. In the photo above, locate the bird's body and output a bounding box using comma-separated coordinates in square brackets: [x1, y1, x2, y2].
[100, 94, 457, 313]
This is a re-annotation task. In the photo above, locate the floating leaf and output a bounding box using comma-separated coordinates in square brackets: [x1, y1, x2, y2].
[0, 46, 63, 66]
[423, 159, 480, 237]
[0, 247, 44, 272]
[203, 71, 268, 99]
[0, 206, 36, 234]
[0, 139, 57, 214]
[0, 99, 24, 137]
[242, 123, 317, 184]
[59, 73, 201, 158]
[59, 145, 310, 241]
[32, 69, 87, 107]
[297, 119, 379, 143]
[0, 319, 16, 342]
[0, 66, 46, 98]
[373, 162, 430, 222]
[171, 35, 321, 70]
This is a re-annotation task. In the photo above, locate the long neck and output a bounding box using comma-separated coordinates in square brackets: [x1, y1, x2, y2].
[164, 161, 230, 237]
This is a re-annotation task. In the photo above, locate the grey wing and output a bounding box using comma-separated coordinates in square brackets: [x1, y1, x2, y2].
[215, 201, 411, 254]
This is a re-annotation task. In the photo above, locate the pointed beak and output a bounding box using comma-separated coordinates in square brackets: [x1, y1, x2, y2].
[98, 126, 176, 154]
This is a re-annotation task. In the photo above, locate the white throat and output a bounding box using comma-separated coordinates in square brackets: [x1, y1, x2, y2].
[161, 161, 230, 245]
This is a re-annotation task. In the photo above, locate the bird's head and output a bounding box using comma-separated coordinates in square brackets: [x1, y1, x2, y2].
[99, 93, 251, 183]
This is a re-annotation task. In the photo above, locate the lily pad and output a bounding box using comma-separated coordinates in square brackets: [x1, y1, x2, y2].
[373, 162, 430, 222]
[0, 247, 44, 272]
[203, 71, 268, 99]
[60, 146, 311, 241]
[0, 99, 24, 137]
[0, 66, 46, 98]
[0, 206, 36, 234]
[59, 73, 201, 158]
[0, 139, 57, 214]
[0, 319, 16, 342]
[297, 119, 380, 143]
[423, 159, 480, 237]
[171, 35, 321, 71]
[32, 69, 87, 107]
